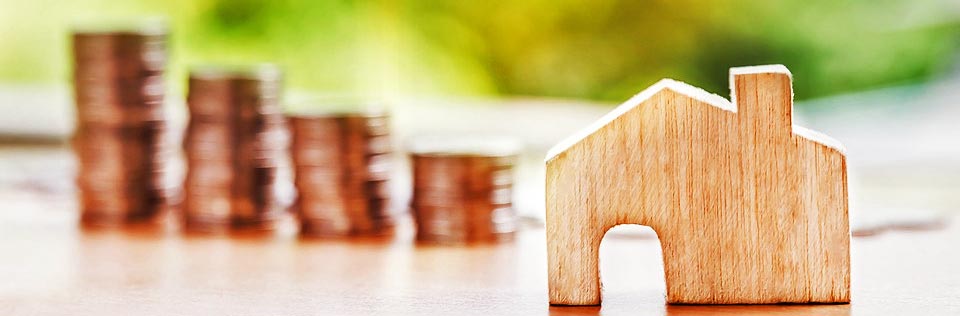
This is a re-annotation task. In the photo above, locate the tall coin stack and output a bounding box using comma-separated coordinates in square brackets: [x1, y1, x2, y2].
[71, 24, 172, 227]
[407, 137, 521, 244]
[288, 109, 394, 237]
[183, 65, 289, 232]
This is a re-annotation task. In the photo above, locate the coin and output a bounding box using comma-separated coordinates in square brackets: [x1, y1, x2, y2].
[406, 136, 522, 244]
[288, 108, 396, 237]
[71, 22, 172, 227]
[182, 64, 290, 232]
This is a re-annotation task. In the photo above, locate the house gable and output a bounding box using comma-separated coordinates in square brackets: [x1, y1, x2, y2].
[545, 65, 845, 163]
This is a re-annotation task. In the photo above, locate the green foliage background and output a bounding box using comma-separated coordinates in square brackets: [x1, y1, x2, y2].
[0, 0, 957, 101]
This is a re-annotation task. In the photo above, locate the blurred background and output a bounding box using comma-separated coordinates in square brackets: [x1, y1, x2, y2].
[0, 0, 958, 230]
[2, 0, 960, 99]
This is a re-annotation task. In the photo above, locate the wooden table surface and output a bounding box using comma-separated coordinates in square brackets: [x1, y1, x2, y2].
[1, 145, 959, 315]
[3, 212, 959, 315]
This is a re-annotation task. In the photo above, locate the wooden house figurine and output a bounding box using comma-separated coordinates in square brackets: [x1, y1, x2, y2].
[545, 65, 850, 305]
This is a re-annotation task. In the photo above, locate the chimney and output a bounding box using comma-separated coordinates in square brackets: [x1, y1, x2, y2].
[730, 65, 794, 138]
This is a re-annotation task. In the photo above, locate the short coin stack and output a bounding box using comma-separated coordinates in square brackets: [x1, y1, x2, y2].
[71, 24, 173, 227]
[182, 65, 289, 232]
[288, 110, 394, 236]
[407, 137, 520, 244]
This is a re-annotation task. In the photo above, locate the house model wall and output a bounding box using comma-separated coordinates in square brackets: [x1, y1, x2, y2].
[545, 65, 850, 305]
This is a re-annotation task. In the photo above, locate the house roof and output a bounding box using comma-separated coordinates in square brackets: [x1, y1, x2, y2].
[545, 66, 846, 162]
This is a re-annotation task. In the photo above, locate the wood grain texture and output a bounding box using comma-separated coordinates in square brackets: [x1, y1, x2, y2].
[546, 65, 849, 305]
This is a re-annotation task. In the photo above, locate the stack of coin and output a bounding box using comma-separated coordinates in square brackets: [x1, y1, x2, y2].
[288, 109, 394, 237]
[182, 65, 289, 232]
[71, 23, 173, 227]
[407, 137, 521, 244]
